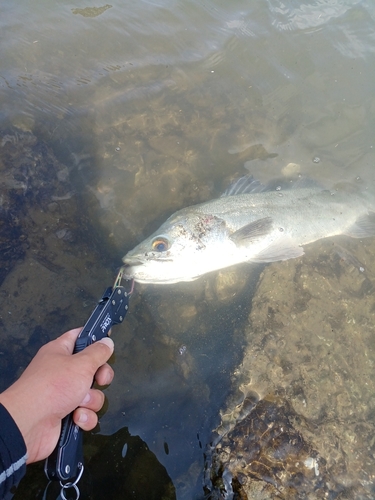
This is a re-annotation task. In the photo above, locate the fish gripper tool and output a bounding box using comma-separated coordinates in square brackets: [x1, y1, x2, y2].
[44, 269, 133, 492]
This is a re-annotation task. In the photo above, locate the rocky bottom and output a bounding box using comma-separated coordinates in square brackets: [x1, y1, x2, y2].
[205, 394, 368, 499]
[205, 235, 375, 499]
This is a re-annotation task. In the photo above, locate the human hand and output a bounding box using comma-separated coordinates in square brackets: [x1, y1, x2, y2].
[0, 328, 114, 464]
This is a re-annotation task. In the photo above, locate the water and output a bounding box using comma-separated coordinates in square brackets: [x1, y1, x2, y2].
[1, 1, 375, 498]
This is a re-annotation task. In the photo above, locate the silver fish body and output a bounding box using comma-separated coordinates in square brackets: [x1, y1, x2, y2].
[123, 178, 375, 284]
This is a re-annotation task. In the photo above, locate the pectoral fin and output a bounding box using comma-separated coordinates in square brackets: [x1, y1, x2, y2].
[248, 236, 305, 263]
[344, 212, 375, 238]
[230, 217, 273, 246]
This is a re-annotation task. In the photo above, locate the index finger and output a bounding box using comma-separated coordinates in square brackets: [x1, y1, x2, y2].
[43, 327, 83, 356]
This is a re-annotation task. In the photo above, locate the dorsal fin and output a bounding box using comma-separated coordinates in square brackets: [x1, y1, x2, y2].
[264, 176, 323, 191]
[222, 176, 265, 196]
[222, 174, 322, 197]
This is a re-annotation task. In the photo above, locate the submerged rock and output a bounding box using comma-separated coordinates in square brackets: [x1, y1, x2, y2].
[15, 427, 176, 500]
[206, 237, 375, 499]
[206, 395, 338, 499]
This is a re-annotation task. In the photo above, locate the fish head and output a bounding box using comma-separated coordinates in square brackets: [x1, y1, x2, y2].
[122, 209, 229, 284]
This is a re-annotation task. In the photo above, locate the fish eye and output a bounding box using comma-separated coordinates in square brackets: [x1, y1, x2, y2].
[151, 237, 169, 252]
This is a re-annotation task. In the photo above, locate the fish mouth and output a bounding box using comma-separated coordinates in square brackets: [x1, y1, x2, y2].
[121, 262, 199, 284]
[122, 254, 199, 284]
[122, 258, 144, 267]
[123, 254, 174, 265]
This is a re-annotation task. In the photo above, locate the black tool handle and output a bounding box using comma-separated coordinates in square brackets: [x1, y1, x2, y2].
[44, 285, 129, 482]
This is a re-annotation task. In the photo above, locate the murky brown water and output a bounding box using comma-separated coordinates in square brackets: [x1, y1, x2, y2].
[1, 1, 375, 498]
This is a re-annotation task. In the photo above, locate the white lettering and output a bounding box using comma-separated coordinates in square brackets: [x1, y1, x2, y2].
[100, 313, 112, 333]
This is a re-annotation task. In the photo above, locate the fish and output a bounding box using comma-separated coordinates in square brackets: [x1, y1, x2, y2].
[122, 175, 375, 284]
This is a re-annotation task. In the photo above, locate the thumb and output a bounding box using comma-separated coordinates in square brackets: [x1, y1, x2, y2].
[76, 337, 115, 372]
[97, 337, 114, 355]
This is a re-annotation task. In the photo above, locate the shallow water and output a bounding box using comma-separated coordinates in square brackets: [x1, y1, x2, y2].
[1, 1, 375, 498]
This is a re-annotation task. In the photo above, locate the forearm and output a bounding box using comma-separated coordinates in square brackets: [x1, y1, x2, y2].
[0, 404, 27, 499]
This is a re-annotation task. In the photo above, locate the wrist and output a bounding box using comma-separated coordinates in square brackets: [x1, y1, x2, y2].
[0, 384, 55, 463]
